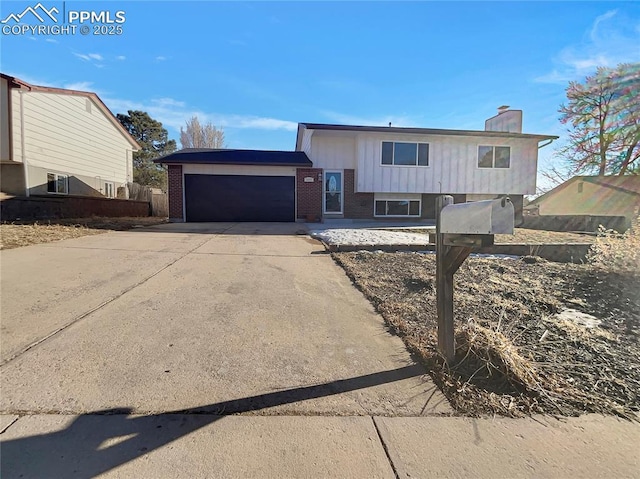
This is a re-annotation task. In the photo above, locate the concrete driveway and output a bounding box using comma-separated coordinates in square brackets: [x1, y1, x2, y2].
[1, 222, 449, 416]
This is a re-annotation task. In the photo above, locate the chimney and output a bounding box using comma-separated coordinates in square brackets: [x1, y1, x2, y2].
[485, 106, 522, 133]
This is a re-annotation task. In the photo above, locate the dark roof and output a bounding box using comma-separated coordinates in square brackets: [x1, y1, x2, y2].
[297, 122, 558, 146]
[154, 148, 313, 166]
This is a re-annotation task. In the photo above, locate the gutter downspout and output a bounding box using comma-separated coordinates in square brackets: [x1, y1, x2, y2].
[19, 90, 29, 197]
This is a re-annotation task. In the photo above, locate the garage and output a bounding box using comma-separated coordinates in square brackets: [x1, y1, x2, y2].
[155, 149, 312, 222]
[185, 174, 295, 222]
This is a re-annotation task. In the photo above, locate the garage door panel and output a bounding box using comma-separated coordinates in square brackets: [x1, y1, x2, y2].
[185, 175, 295, 222]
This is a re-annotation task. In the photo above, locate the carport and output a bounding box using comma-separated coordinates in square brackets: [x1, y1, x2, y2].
[155, 149, 312, 222]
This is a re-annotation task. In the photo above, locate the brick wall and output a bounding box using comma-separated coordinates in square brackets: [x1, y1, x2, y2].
[296, 168, 322, 221]
[168, 165, 183, 221]
[344, 169, 374, 219]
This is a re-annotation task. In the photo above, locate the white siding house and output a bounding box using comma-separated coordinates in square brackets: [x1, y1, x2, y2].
[0, 74, 139, 198]
[295, 111, 557, 222]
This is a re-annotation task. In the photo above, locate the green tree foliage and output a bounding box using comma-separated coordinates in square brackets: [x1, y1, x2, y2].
[117, 110, 177, 190]
[559, 63, 640, 176]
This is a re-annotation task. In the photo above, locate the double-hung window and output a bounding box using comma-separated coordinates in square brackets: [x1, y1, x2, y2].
[478, 146, 510, 168]
[47, 173, 68, 194]
[382, 142, 429, 166]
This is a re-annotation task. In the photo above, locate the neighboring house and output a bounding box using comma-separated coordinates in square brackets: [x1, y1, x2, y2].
[156, 108, 557, 223]
[526, 176, 640, 221]
[0, 73, 139, 198]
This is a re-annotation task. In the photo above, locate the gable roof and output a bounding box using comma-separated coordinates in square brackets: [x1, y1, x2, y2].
[0, 73, 140, 150]
[296, 122, 558, 149]
[529, 175, 640, 206]
[154, 148, 313, 167]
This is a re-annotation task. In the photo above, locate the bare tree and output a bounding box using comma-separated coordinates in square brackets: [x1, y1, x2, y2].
[559, 63, 640, 176]
[180, 116, 226, 149]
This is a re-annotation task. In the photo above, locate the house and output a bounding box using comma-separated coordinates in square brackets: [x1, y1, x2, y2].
[526, 175, 640, 222]
[156, 108, 557, 223]
[0, 73, 139, 199]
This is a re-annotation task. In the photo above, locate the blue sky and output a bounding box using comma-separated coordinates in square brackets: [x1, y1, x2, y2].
[1, 1, 639, 191]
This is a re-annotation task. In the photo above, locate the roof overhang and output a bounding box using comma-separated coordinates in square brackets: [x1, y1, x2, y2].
[297, 122, 558, 141]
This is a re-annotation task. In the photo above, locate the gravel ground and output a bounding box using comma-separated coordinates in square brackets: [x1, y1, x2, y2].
[334, 251, 639, 419]
[312, 227, 595, 246]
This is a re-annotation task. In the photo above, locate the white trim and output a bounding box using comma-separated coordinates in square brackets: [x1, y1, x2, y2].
[373, 198, 421, 218]
[181, 168, 186, 221]
[380, 140, 430, 167]
[476, 144, 511, 169]
[323, 169, 343, 214]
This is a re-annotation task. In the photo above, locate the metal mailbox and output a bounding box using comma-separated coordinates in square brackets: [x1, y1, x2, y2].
[440, 197, 514, 235]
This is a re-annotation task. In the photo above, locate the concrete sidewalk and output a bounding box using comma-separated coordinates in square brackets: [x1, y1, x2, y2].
[1, 413, 638, 478]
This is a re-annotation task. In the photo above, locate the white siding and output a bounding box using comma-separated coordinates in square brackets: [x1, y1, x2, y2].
[310, 133, 356, 170]
[300, 129, 313, 157]
[1, 78, 10, 161]
[10, 89, 22, 162]
[182, 164, 296, 176]
[18, 90, 132, 187]
[356, 133, 538, 195]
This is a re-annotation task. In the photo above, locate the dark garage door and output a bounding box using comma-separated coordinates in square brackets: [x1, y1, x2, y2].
[185, 174, 295, 222]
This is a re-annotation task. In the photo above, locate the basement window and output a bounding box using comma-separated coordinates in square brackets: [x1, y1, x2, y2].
[478, 146, 510, 168]
[47, 173, 68, 194]
[374, 199, 421, 217]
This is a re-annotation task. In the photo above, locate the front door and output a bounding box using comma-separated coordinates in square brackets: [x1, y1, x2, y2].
[323, 170, 343, 214]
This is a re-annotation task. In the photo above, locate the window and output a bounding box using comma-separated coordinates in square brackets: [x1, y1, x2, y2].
[478, 146, 510, 168]
[47, 173, 68, 194]
[324, 171, 343, 214]
[374, 199, 421, 217]
[104, 182, 114, 198]
[381, 142, 429, 166]
[578, 182, 584, 193]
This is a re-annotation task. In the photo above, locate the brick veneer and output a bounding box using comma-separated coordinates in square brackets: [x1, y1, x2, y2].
[296, 168, 323, 221]
[168, 165, 184, 221]
[344, 169, 374, 219]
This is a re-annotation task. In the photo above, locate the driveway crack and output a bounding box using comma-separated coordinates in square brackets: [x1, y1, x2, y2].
[0, 231, 226, 367]
[371, 416, 400, 479]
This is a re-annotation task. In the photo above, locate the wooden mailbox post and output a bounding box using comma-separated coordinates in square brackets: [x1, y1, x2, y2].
[435, 195, 515, 362]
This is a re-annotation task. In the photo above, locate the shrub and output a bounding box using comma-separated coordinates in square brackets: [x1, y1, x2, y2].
[587, 216, 640, 273]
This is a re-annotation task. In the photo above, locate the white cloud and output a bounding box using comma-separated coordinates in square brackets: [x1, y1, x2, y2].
[155, 56, 167, 61]
[64, 81, 94, 91]
[74, 52, 103, 62]
[535, 10, 640, 84]
[116, 55, 126, 61]
[45, 38, 58, 44]
[103, 96, 297, 134]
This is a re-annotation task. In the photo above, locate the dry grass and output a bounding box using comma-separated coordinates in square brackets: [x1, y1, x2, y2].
[333, 251, 640, 419]
[0, 217, 168, 250]
[587, 217, 640, 273]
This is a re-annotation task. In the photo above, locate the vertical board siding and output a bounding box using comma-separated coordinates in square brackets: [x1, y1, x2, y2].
[19, 91, 132, 184]
[356, 133, 538, 194]
[310, 134, 356, 170]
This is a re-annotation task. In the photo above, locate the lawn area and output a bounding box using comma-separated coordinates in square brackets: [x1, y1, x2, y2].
[0, 217, 168, 250]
